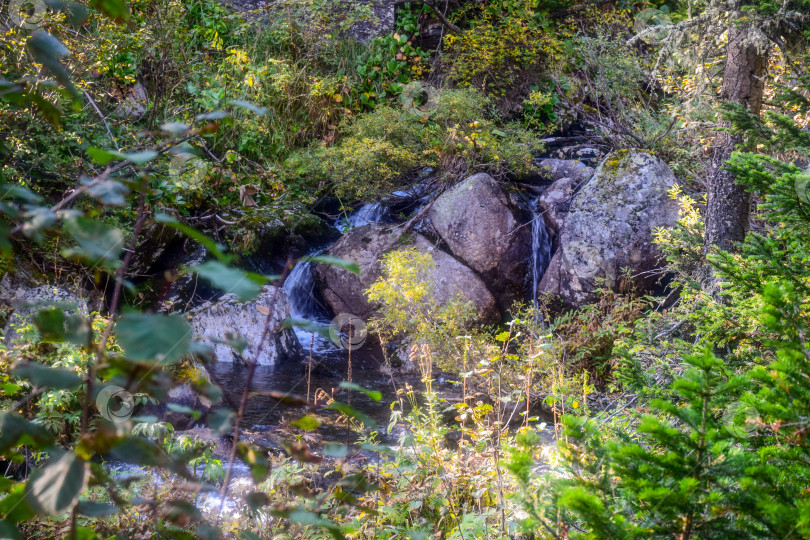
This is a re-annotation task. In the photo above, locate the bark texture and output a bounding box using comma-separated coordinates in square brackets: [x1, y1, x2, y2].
[704, 25, 768, 252]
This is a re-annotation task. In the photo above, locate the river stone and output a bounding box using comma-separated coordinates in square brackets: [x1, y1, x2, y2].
[313, 224, 499, 323]
[188, 286, 301, 365]
[349, 0, 396, 43]
[537, 176, 578, 237]
[538, 149, 679, 307]
[520, 158, 595, 187]
[0, 274, 89, 344]
[427, 173, 531, 309]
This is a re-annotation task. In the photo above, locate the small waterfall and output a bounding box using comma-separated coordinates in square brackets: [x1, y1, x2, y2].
[531, 197, 553, 313]
[282, 259, 333, 355]
[285, 203, 390, 355]
[335, 202, 386, 233]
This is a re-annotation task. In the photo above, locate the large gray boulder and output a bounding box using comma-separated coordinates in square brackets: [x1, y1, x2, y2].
[349, 0, 396, 43]
[538, 149, 679, 306]
[428, 173, 531, 309]
[188, 286, 301, 365]
[537, 176, 578, 237]
[313, 225, 499, 323]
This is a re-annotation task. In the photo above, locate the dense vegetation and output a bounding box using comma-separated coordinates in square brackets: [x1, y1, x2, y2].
[1, 0, 809, 538]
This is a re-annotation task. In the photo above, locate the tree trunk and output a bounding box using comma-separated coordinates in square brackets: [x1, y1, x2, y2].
[704, 25, 768, 253]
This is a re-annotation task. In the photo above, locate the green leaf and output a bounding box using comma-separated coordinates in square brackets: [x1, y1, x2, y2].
[209, 408, 234, 434]
[33, 308, 66, 342]
[323, 443, 348, 459]
[0, 520, 23, 540]
[0, 413, 52, 451]
[162, 499, 201, 525]
[89, 0, 130, 21]
[86, 147, 119, 165]
[284, 318, 330, 338]
[12, 362, 82, 390]
[76, 500, 118, 516]
[108, 438, 168, 467]
[190, 261, 267, 301]
[44, 0, 91, 26]
[29, 93, 61, 128]
[27, 32, 77, 99]
[160, 122, 190, 135]
[155, 213, 229, 262]
[117, 150, 158, 165]
[326, 402, 377, 428]
[115, 312, 191, 364]
[85, 148, 157, 166]
[290, 415, 320, 431]
[167, 403, 201, 420]
[236, 444, 271, 483]
[83, 177, 129, 206]
[62, 217, 124, 269]
[0, 485, 34, 524]
[25, 451, 88, 516]
[0, 184, 42, 204]
[339, 382, 381, 402]
[229, 100, 268, 116]
[302, 255, 360, 275]
[196, 111, 230, 121]
[32, 308, 89, 345]
[21, 206, 58, 240]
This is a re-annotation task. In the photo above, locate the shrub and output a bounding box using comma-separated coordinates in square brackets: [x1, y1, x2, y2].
[288, 88, 541, 200]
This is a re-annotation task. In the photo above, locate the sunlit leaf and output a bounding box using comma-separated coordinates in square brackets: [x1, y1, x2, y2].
[290, 415, 320, 431]
[339, 382, 381, 402]
[89, 0, 130, 21]
[25, 451, 88, 516]
[303, 255, 360, 275]
[284, 318, 330, 338]
[189, 261, 267, 301]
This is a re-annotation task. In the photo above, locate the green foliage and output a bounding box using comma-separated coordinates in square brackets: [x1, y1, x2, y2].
[290, 88, 540, 200]
[444, 0, 560, 103]
[366, 249, 477, 371]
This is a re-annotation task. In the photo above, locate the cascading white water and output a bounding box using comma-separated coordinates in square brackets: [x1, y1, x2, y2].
[531, 197, 553, 313]
[286, 203, 390, 355]
[334, 202, 386, 232]
[282, 259, 334, 355]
